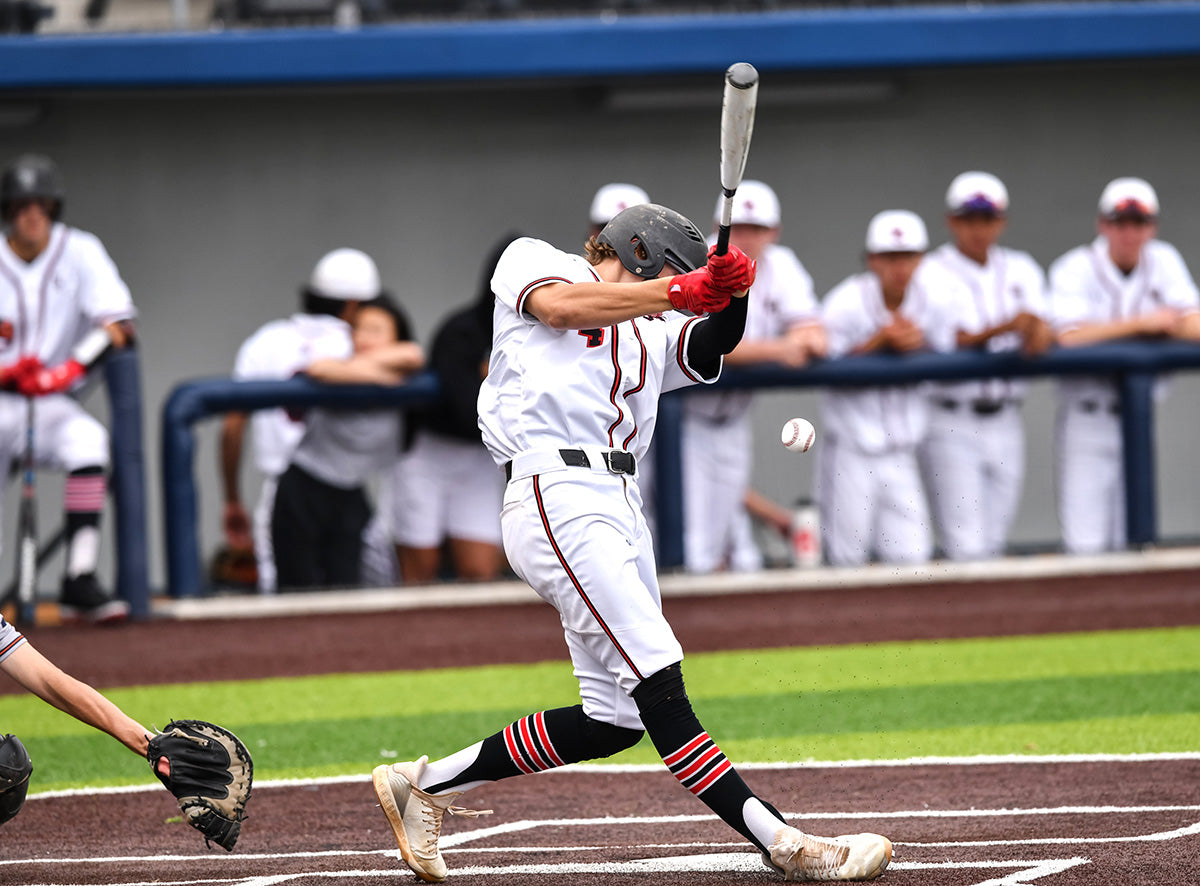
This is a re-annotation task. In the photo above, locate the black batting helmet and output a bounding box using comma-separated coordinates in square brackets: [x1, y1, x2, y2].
[0, 733, 32, 826]
[597, 203, 708, 279]
[1, 153, 64, 222]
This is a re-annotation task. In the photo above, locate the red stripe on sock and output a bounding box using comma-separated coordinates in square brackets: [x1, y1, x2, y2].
[663, 732, 710, 767]
[688, 758, 732, 795]
[517, 716, 551, 771]
[503, 724, 536, 774]
[533, 711, 566, 768]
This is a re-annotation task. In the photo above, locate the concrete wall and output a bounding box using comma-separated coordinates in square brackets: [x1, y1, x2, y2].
[2, 56, 1199, 590]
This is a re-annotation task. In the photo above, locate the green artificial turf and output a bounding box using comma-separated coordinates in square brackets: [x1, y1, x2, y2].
[6, 626, 1198, 792]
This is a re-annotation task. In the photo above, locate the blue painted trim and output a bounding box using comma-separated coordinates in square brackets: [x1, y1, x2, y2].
[2, 2, 1199, 90]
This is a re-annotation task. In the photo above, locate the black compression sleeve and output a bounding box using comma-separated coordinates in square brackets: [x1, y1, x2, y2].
[685, 295, 748, 379]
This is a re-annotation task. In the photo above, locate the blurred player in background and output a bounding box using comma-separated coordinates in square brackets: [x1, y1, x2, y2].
[271, 294, 423, 590]
[683, 180, 826, 573]
[1049, 177, 1200, 554]
[369, 204, 890, 883]
[817, 210, 956, 567]
[0, 153, 135, 623]
[221, 248, 374, 592]
[919, 171, 1053, 561]
[587, 182, 650, 240]
[384, 233, 521, 584]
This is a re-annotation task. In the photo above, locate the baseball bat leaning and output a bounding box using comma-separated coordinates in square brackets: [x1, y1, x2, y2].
[714, 61, 760, 257]
[14, 396, 37, 626]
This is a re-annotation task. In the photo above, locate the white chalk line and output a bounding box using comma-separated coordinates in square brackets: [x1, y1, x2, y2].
[27, 751, 1200, 800]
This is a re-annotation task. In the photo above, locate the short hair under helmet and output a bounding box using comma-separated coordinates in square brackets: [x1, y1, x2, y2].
[0, 733, 32, 826]
[1, 154, 64, 222]
[596, 203, 708, 279]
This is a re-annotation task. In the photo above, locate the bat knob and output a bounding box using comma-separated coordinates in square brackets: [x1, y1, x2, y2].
[726, 62, 759, 90]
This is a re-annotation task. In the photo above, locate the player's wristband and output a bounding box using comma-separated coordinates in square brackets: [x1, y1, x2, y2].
[71, 327, 114, 369]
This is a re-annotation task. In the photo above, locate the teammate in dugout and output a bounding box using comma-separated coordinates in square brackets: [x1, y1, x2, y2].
[370, 204, 892, 882]
[1048, 177, 1200, 554]
[816, 210, 957, 568]
[918, 172, 1054, 562]
[221, 248, 370, 593]
[0, 153, 135, 622]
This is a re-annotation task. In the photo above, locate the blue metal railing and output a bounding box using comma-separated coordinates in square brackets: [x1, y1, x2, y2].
[160, 339, 1200, 596]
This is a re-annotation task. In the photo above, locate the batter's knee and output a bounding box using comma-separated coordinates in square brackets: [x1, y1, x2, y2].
[580, 709, 644, 757]
[630, 662, 688, 715]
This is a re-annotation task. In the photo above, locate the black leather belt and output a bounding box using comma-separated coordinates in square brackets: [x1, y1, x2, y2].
[505, 448, 636, 481]
[936, 398, 1015, 416]
[1079, 400, 1121, 415]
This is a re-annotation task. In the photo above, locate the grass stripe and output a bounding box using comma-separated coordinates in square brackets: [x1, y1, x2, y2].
[6, 627, 1199, 792]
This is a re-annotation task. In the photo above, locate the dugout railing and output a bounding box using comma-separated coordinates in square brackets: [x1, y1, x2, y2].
[159, 339, 1200, 597]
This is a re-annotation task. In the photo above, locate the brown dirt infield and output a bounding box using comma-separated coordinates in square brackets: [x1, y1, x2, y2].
[2, 565, 1199, 885]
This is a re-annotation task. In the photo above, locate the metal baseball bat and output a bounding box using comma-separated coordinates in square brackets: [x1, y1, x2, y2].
[715, 62, 760, 257]
[14, 396, 37, 625]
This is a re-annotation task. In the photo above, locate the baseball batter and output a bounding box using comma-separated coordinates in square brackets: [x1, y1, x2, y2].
[919, 172, 1053, 561]
[221, 248, 371, 592]
[817, 210, 956, 567]
[370, 204, 891, 883]
[0, 154, 135, 623]
[683, 180, 825, 573]
[1049, 177, 1200, 554]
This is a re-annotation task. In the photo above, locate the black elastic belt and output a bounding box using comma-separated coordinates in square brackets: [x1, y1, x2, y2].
[505, 448, 636, 481]
[936, 398, 1016, 417]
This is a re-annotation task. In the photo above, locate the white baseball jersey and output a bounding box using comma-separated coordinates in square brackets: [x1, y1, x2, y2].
[682, 242, 819, 573]
[918, 243, 1048, 560]
[0, 223, 135, 371]
[1048, 236, 1200, 554]
[0, 224, 134, 543]
[479, 236, 719, 729]
[820, 263, 956, 452]
[923, 242, 1048, 404]
[479, 237, 717, 467]
[0, 613, 26, 663]
[816, 262, 955, 567]
[232, 313, 353, 476]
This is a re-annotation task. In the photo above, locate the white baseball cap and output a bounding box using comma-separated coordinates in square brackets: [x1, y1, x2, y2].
[714, 179, 781, 228]
[308, 248, 382, 301]
[589, 183, 650, 226]
[865, 210, 928, 254]
[946, 171, 1009, 216]
[1098, 177, 1159, 220]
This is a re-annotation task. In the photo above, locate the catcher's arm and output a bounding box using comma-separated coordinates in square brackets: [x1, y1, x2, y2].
[0, 643, 149, 756]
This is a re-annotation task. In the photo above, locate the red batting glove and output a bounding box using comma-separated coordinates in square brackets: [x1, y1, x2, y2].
[18, 358, 85, 396]
[668, 268, 732, 315]
[705, 245, 757, 294]
[1, 355, 43, 393]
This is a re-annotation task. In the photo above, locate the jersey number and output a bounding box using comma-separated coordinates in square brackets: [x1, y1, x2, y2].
[578, 328, 605, 348]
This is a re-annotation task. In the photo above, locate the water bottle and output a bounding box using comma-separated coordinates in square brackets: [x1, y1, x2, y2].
[791, 498, 821, 568]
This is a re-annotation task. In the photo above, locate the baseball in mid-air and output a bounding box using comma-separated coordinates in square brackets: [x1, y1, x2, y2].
[781, 417, 816, 453]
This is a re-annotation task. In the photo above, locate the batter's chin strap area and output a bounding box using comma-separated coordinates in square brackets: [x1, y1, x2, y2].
[0, 733, 32, 826]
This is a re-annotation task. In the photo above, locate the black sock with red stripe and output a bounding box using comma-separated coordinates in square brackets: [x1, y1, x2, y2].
[423, 705, 642, 794]
[632, 663, 780, 852]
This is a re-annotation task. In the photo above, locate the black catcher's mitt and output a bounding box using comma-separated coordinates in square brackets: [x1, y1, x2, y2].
[147, 719, 253, 850]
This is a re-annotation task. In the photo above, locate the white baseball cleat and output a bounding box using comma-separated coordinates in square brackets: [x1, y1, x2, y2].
[372, 755, 492, 883]
[764, 826, 893, 881]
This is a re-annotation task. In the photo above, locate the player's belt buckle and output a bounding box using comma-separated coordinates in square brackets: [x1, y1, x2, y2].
[601, 450, 636, 476]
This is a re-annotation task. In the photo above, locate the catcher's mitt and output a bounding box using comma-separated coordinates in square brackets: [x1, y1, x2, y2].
[147, 719, 253, 851]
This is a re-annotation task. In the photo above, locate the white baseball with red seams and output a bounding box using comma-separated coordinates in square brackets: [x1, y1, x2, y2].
[780, 417, 815, 453]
